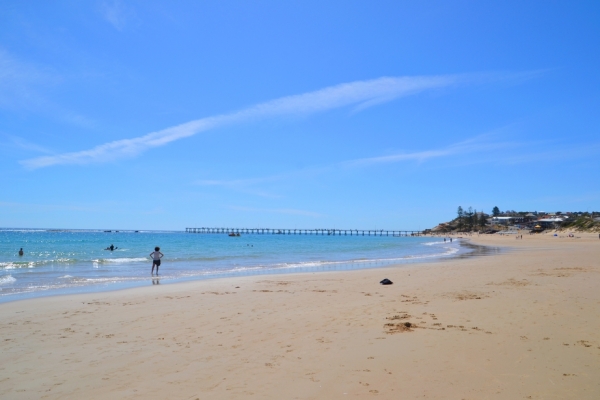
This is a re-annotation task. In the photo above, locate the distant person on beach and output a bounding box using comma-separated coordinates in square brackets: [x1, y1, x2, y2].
[150, 246, 164, 276]
[18, 248, 24, 256]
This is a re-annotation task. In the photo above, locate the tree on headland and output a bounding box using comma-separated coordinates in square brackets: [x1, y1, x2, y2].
[433, 207, 599, 234]
[457, 206, 464, 231]
[479, 212, 488, 229]
[466, 207, 474, 231]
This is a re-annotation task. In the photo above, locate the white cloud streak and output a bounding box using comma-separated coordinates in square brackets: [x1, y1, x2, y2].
[101, 0, 131, 31]
[21, 74, 462, 169]
[1, 134, 54, 154]
[198, 135, 600, 199]
[342, 135, 517, 167]
[0, 48, 95, 128]
[0, 48, 54, 110]
[194, 134, 522, 195]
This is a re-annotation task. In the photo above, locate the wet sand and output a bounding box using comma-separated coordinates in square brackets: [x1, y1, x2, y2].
[1, 232, 599, 399]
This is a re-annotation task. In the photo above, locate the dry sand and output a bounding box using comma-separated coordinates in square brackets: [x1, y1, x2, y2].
[1, 233, 599, 399]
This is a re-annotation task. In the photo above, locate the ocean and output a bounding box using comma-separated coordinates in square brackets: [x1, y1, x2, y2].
[0, 229, 466, 302]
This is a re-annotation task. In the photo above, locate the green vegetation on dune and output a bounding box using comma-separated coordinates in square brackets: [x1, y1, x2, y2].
[559, 215, 600, 231]
[427, 207, 600, 233]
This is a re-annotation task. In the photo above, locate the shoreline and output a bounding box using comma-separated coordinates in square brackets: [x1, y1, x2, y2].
[2, 233, 599, 399]
[0, 236, 469, 304]
[0, 238, 482, 307]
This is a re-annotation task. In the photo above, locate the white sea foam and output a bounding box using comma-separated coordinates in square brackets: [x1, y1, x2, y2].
[105, 257, 148, 263]
[422, 241, 449, 246]
[0, 262, 38, 269]
[0, 275, 17, 285]
[83, 276, 141, 283]
[92, 257, 148, 264]
[228, 266, 268, 273]
[404, 246, 459, 259]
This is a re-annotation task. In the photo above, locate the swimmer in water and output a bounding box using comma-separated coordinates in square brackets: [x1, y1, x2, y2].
[18, 248, 24, 256]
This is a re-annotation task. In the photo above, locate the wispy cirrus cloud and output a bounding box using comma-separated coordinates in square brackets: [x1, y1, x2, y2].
[198, 134, 515, 184]
[198, 132, 600, 200]
[22, 116, 225, 169]
[22, 71, 544, 169]
[100, 0, 136, 31]
[1, 134, 54, 154]
[0, 48, 55, 110]
[498, 142, 600, 165]
[21, 74, 466, 169]
[0, 48, 96, 128]
[342, 134, 518, 167]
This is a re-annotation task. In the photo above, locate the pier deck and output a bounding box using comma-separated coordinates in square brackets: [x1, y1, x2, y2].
[185, 227, 422, 236]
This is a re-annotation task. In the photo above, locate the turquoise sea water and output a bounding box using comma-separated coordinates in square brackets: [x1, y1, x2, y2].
[0, 229, 465, 302]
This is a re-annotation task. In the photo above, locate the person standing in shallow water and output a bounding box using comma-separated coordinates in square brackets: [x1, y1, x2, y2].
[150, 246, 164, 276]
[18, 248, 24, 256]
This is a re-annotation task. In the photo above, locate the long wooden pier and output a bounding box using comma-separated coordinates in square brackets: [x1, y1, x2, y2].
[185, 227, 422, 236]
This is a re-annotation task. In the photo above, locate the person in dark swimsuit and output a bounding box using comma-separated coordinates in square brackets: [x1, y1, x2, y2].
[150, 246, 164, 276]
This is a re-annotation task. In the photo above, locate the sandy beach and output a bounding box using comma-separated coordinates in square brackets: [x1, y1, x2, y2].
[1, 233, 599, 399]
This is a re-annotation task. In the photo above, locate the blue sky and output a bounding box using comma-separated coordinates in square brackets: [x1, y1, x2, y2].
[1, 1, 599, 230]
